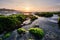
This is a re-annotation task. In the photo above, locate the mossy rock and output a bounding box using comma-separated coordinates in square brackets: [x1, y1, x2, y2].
[17, 28, 26, 34]
[29, 28, 44, 39]
[0, 38, 2, 40]
[3, 32, 11, 39]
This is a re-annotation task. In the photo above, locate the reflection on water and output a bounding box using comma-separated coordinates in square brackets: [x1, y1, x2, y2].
[24, 13, 30, 15]
[47, 14, 59, 23]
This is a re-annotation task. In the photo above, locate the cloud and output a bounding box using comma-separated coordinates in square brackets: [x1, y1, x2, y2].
[0, 0, 60, 11]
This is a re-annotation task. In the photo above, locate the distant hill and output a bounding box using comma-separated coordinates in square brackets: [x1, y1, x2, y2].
[0, 8, 22, 15]
[0, 8, 21, 12]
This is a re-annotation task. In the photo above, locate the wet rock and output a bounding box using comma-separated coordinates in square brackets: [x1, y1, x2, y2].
[43, 31, 58, 40]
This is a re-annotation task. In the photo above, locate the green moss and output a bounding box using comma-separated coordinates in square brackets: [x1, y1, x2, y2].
[31, 16, 37, 21]
[0, 38, 2, 40]
[17, 28, 26, 34]
[29, 28, 44, 39]
[35, 12, 53, 17]
[0, 14, 27, 34]
[3, 32, 11, 39]
[29, 15, 37, 21]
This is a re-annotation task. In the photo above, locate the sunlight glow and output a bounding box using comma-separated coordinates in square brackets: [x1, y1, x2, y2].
[24, 7, 31, 12]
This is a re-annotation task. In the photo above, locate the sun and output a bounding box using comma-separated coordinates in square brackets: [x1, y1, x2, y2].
[24, 7, 30, 12]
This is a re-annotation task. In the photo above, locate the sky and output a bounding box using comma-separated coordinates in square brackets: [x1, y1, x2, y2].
[0, 0, 60, 12]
